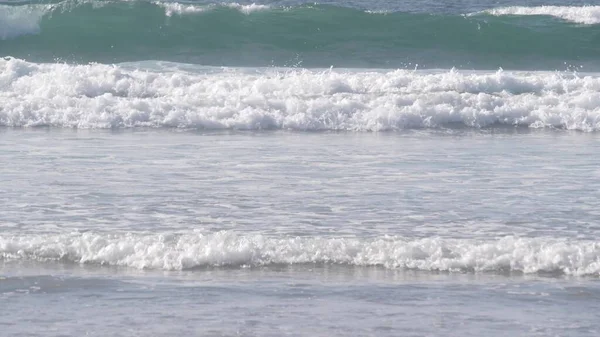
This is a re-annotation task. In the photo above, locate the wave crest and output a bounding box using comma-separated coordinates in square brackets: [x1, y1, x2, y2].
[0, 3, 52, 40]
[474, 5, 600, 24]
[2, 58, 600, 131]
[156, 2, 270, 17]
[2, 231, 599, 275]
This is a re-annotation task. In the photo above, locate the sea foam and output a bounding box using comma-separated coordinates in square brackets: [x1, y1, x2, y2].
[225, 2, 271, 14]
[1, 232, 599, 275]
[156, 2, 270, 17]
[475, 6, 600, 25]
[2, 58, 600, 131]
[157, 2, 209, 17]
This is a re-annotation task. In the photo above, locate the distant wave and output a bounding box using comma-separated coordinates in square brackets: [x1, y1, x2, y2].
[1, 2, 600, 69]
[472, 5, 600, 25]
[0, 1, 273, 40]
[2, 58, 600, 131]
[1, 231, 599, 275]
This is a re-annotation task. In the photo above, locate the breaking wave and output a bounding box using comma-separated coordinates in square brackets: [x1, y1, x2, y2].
[2, 58, 600, 131]
[1, 231, 599, 275]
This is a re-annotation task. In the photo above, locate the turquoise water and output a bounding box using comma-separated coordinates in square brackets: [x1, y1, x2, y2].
[1, 0, 600, 69]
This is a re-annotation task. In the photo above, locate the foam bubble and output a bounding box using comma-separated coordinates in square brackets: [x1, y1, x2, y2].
[0, 4, 54, 40]
[474, 6, 600, 25]
[2, 58, 600, 131]
[1, 232, 599, 275]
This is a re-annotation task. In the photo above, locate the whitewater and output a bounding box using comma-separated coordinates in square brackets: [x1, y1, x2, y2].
[2, 0, 600, 336]
[2, 127, 600, 336]
[3, 58, 600, 131]
[3, 232, 600, 275]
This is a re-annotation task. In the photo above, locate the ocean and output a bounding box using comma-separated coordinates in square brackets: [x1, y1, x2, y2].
[1, 1, 600, 336]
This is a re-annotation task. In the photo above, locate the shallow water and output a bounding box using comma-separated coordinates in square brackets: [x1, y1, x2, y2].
[3, 0, 600, 335]
[2, 263, 600, 336]
[1, 129, 600, 335]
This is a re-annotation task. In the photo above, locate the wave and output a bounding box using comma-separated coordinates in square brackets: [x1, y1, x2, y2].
[1, 1, 600, 69]
[0, 1, 274, 40]
[0, 1, 48, 39]
[1, 231, 599, 275]
[2, 58, 600, 131]
[473, 5, 600, 25]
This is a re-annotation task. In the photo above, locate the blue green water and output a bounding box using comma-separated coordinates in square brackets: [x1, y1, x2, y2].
[1, 0, 600, 70]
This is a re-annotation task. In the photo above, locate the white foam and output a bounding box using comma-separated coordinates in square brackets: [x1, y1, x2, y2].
[1, 232, 599, 275]
[0, 4, 54, 40]
[224, 2, 270, 14]
[474, 6, 600, 25]
[365, 10, 390, 15]
[155, 2, 270, 16]
[2, 58, 600, 131]
[156, 2, 209, 17]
